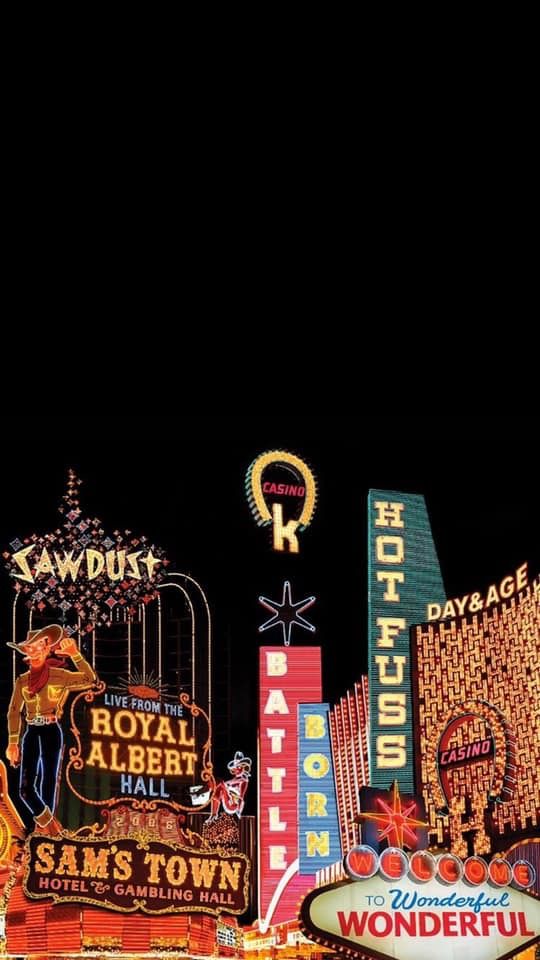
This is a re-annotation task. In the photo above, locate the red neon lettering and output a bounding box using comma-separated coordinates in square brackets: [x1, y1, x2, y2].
[380, 850, 405, 880]
[261, 482, 304, 497]
[341, 846, 535, 889]
[337, 912, 368, 936]
[409, 852, 435, 881]
[347, 851, 376, 878]
[489, 859, 512, 886]
[513, 863, 533, 888]
[438, 855, 461, 883]
[464, 857, 488, 885]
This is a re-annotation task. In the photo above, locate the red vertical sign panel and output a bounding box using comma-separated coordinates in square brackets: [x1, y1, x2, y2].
[258, 646, 322, 927]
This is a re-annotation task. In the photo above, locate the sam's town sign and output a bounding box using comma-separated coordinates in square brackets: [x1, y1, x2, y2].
[25, 834, 250, 915]
[300, 846, 540, 960]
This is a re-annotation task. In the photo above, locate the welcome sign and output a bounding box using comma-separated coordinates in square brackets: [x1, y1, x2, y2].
[300, 847, 540, 960]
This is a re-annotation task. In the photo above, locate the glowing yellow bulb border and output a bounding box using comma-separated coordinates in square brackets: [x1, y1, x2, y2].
[245, 450, 317, 530]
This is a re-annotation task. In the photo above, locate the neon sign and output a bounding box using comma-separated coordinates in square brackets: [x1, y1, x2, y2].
[298, 703, 340, 873]
[258, 582, 316, 647]
[300, 847, 540, 960]
[67, 690, 213, 810]
[24, 833, 250, 915]
[342, 846, 536, 887]
[246, 451, 317, 553]
[9, 546, 162, 585]
[356, 782, 428, 852]
[206, 751, 252, 821]
[3, 470, 168, 625]
[427, 562, 528, 620]
[367, 491, 446, 791]
[328, 678, 370, 855]
[412, 578, 540, 857]
[1, 471, 253, 959]
[5, 624, 96, 836]
[438, 736, 494, 768]
[262, 482, 305, 497]
[258, 646, 321, 928]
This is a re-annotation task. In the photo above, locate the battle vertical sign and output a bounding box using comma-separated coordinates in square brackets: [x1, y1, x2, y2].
[368, 491, 445, 791]
[259, 647, 322, 927]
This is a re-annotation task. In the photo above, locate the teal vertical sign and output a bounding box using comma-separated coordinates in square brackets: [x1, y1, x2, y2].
[368, 491, 446, 791]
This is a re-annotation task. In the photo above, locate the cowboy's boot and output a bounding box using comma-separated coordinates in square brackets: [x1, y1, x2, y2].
[45, 815, 63, 837]
[34, 807, 62, 837]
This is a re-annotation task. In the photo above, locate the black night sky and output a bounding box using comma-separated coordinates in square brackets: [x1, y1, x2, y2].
[1, 416, 538, 816]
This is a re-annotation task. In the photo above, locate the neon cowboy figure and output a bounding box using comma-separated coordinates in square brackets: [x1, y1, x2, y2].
[5, 624, 96, 836]
[206, 751, 252, 821]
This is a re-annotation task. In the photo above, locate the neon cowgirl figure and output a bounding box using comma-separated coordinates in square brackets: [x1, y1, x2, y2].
[206, 751, 252, 821]
[5, 624, 96, 836]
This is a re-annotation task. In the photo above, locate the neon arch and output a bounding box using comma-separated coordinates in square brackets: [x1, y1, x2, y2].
[427, 699, 517, 814]
[245, 450, 317, 530]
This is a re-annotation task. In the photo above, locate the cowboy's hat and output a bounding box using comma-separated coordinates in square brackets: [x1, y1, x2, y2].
[227, 751, 252, 773]
[6, 624, 64, 654]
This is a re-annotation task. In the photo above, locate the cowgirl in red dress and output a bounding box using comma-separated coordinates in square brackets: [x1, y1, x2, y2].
[206, 751, 252, 821]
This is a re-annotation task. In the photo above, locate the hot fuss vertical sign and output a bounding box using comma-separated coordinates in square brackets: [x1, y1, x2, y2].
[367, 491, 446, 792]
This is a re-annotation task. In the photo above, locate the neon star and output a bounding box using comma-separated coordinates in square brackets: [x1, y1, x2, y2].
[140, 550, 162, 578]
[356, 780, 428, 850]
[258, 581, 316, 646]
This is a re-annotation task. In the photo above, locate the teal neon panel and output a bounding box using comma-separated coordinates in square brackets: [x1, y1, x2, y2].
[368, 491, 446, 791]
